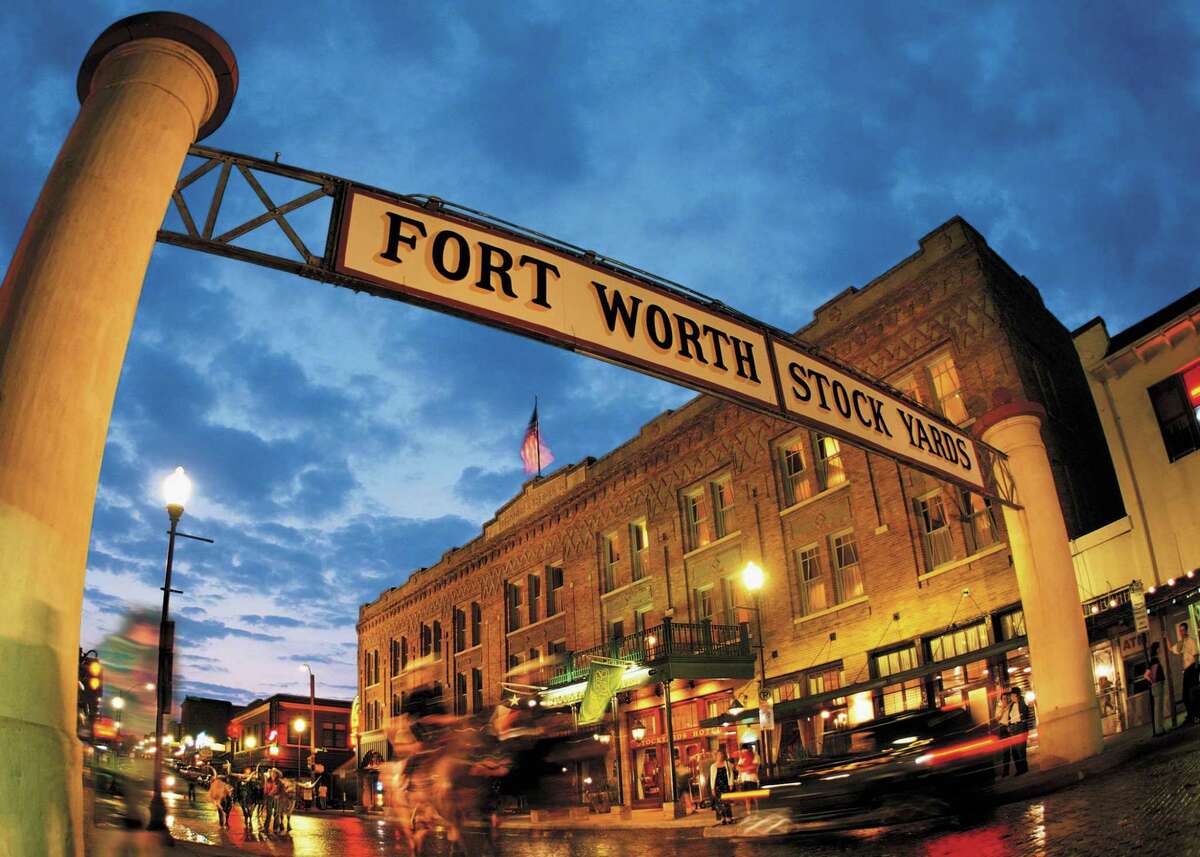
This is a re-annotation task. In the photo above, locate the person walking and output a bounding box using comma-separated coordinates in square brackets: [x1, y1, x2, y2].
[1170, 622, 1199, 726]
[996, 687, 1030, 776]
[187, 777, 196, 803]
[736, 744, 760, 790]
[708, 749, 736, 825]
[1144, 641, 1170, 735]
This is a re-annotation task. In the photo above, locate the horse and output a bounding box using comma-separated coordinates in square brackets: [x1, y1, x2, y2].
[208, 776, 234, 828]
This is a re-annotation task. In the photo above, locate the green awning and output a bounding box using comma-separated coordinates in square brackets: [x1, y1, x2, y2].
[578, 659, 628, 725]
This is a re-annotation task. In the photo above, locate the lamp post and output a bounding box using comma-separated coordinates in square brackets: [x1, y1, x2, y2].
[147, 467, 212, 833]
[299, 663, 316, 779]
[740, 561, 772, 776]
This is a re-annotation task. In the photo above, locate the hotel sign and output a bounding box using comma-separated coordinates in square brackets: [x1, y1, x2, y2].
[334, 188, 988, 493]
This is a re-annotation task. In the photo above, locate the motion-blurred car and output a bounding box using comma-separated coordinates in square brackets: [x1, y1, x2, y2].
[760, 707, 1003, 830]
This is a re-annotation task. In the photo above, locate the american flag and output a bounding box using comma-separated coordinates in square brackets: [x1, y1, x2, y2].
[520, 401, 554, 476]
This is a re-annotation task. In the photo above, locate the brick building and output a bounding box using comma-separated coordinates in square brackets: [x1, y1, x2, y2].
[227, 693, 353, 779]
[357, 216, 1124, 809]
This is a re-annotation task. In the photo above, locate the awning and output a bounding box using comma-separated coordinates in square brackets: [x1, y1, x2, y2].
[698, 708, 760, 730]
[539, 664, 654, 709]
[773, 635, 1028, 720]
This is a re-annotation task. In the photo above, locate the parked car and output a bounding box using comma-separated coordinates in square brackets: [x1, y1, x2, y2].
[761, 707, 999, 830]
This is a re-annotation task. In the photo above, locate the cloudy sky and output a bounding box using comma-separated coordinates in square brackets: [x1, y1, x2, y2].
[3, 1, 1198, 707]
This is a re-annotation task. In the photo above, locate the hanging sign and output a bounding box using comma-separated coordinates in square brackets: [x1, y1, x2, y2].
[1130, 580, 1149, 634]
[334, 188, 990, 494]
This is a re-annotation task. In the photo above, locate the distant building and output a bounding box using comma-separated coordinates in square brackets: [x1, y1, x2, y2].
[227, 693, 352, 781]
[179, 695, 233, 744]
[1073, 286, 1200, 732]
[358, 216, 1125, 810]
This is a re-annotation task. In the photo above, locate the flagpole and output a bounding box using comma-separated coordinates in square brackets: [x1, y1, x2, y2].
[535, 395, 542, 478]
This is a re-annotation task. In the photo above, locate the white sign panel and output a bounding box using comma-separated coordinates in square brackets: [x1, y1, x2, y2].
[336, 190, 778, 410]
[772, 340, 985, 490]
[1130, 580, 1149, 634]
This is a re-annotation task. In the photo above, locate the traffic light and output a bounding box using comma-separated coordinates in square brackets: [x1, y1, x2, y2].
[77, 650, 103, 737]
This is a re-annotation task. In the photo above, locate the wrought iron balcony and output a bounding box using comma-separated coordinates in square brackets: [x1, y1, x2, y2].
[546, 617, 754, 687]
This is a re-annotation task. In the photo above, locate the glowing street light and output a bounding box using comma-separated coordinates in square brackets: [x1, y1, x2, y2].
[244, 735, 258, 750]
[742, 561, 765, 592]
[740, 560, 772, 776]
[630, 720, 647, 742]
[110, 696, 125, 711]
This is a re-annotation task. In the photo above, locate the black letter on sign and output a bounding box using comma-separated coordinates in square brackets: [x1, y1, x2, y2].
[956, 438, 973, 472]
[731, 337, 761, 383]
[646, 305, 674, 350]
[788, 363, 812, 402]
[519, 255, 559, 309]
[432, 230, 470, 281]
[592, 282, 642, 337]
[831, 381, 852, 419]
[702, 325, 731, 370]
[380, 212, 427, 262]
[477, 242, 517, 298]
[675, 314, 708, 364]
[851, 390, 873, 429]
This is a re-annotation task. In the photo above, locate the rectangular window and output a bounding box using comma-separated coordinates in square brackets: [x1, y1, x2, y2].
[873, 646, 924, 715]
[927, 353, 969, 424]
[997, 608, 1027, 641]
[603, 532, 620, 593]
[390, 638, 399, 676]
[630, 519, 649, 581]
[712, 475, 735, 538]
[546, 566, 564, 615]
[455, 672, 468, 716]
[815, 436, 846, 491]
[401, 636, 408, 670]
[796, 545, 827, 615]
[322, 721, 347, 749]
[470, 602, 482, 647]
[915, 492, 954, 570]
[507, 653, 520, 671]
[528, 646, 539, 663]
[548, 639, 567, 655]
[807, 666, 848, 732]
[634, 605, 651, 634]
[895, 373, 924, 406]
[960, 490, 1000, 554]
[506, 581, 522, 632]
[694, 586, 713, 621]
[432, 620, 442, 659]
[779, 437, 812, 506]
[1149, 367, 1200, 462]
[453, 608, 466, 654]
[528, 573, 541, 624]
[684, 488, 710, 550]
[609, 619, 625, 640]
[830, 531, 864, 603]
[926, 620, 989, 662]
[472, 668, 483, 713]
[420, 623, 431, 658]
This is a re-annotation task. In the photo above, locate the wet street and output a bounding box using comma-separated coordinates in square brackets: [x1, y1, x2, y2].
[95, 732, 1200, 856]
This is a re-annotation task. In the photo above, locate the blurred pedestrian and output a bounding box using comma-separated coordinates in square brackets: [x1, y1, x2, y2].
[709, 749, 736, 825]
[1144, 641, 1169, 735]
[736, 743, 760, 790]
[1170, 622, 1198, 725]
[187, 777, 196, 803]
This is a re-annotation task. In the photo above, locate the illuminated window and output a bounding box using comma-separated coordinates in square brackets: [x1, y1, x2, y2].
[694, 586, 713, 621]
[795, 544, 827, 615]
[961, 490, 1000, 553]
[712, 476, 735, 538]
[815, 436, 845, 490]
[630, 519, 650, 580]
[915, 491, 953, 570]
[684, 487, 710, 550]
[873, 646, 924, 715]
[830, 530, 863, 603]
[894, 373, 924, 406]
[926, 621, 989, 662]
[779, 436, 812, 505]
[927, 353, 969, 424]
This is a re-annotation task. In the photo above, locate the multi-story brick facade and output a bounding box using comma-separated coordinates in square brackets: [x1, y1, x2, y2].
[357, 216, 1124, 808]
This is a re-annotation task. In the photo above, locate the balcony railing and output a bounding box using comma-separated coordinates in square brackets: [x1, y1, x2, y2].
[546, 617, 752, 687]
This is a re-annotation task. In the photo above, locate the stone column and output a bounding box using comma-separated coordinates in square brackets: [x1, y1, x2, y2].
[0, 14, 235, 855]
[978, 398, 1103, 767]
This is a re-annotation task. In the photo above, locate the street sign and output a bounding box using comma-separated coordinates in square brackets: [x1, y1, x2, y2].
[1130, 580, 1149, 634]
[333, 187, 990, 495]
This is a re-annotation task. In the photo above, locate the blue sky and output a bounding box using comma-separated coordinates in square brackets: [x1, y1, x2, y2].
[3, 1, 1198, 706]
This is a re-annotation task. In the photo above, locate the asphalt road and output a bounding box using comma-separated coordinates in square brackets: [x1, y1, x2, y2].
[91, 732, 1200, 856]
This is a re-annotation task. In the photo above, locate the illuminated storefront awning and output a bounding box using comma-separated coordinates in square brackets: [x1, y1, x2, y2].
[540, 665, 654, 709]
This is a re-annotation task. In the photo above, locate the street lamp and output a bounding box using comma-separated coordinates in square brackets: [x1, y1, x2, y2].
[299, 663, 317, 785]
[740, 561, 772, 775]
[147, 466, 212, 833]
[293, 718, 306, 782]
[630, 720, 647, 742]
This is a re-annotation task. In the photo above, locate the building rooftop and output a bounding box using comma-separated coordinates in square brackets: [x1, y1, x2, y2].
[232, 693, 352, 718]
[1103, 286, 1200, 356]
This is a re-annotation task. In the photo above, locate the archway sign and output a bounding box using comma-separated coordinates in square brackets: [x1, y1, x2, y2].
[158, 145, 1011, 504]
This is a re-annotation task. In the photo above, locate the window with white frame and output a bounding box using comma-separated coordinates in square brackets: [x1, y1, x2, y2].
[815, 436, 846, 491]
[874, 645, 924, 715]
[634, 605, 651, 634]
[694, 585, 714, 621]
[712, 475, 735, 538]
[795, 544, 827, 615]
[630, 519, 649, 581]
[894, 372, 924, 406]
[915, 491, 953, 570]
[684, 487, 711, 550]
[779, 436, 812, 506]
[927, 353, 969, 424]
[602, 531, 620, 593]
[830, 530, 864, 603]
[960, 490, 1000, 554]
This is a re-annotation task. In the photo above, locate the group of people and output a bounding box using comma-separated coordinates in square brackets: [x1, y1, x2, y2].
[1142, 621, 1200, 736]
[206, 767, 299, 835]
[707, 744, 760, 825]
